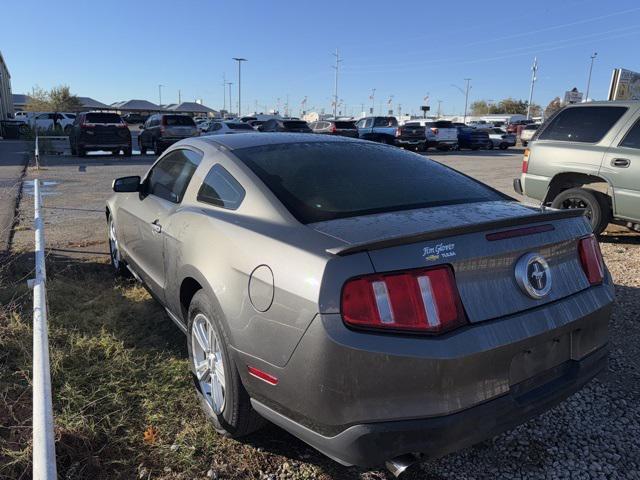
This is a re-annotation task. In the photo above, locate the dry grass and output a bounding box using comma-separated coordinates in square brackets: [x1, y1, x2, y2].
[0, 255, 389, 480]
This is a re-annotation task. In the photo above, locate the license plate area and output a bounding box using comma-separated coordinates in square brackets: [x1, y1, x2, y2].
[509, 333, 571, 387]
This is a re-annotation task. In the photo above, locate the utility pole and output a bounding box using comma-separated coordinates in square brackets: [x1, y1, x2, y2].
[526, 57, 538, 119]
[463, 78, 471, 124]
[228, 82, 234, 116]
[370, 88, 376, 115]
[222, 74, 227, 112]
[158, 84, 164, 107]
[585, 52, 598, 102]
[527, 57, 538, 119]
[178, 89, 181, 104]
[232, 57, 247, 117]
[437, 100, 442, 118]
[332, 48, 342, 119]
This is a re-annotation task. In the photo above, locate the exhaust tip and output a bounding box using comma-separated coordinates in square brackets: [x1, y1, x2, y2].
[385, 453, 421, 477]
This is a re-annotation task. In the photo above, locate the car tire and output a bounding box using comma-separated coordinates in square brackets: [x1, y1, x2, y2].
[123, 147, 132, 157]
[522, 141, 528, 147]
[499, 143, 508, 150]
[139, 142, 147, 155]
[551, 188, 611, 235]
[107, 214, 130, 277]
[70, 143, 77, 156]
[187, 291, 265, 438]
[153, 139, 163, 155]
[486, 141, 494, 150]
[77, 146, 86, 157]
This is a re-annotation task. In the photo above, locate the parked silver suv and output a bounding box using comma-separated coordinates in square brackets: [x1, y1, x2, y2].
[514, 101, 640, 234]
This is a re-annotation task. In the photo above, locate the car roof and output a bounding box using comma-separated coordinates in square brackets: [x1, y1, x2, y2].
[564, 100, 640, 108]
[196, 132, 359, 150]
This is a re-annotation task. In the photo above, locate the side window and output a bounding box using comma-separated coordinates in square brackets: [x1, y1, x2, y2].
[538, 106, 627, 143]
[197, 164, 246, 210]
[209, 122, 222, 131]
[373, 117, 386, 127]
[147, 149, 202, 203]
[619, 119, 640, 149]
[364, 118, 373, 128]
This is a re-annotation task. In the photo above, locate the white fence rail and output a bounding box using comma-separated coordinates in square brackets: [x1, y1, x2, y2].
[28, 178, 57, 479]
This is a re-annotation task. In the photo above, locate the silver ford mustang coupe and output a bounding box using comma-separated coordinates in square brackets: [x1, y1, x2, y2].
[106, 133, 613, 474]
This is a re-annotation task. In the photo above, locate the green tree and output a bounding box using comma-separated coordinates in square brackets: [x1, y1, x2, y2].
[544, 97, 562, 119]
[497, 98, 528, 115]
[25, 85, 82, 112]
[25, 86, 51, 112]
[470, 100, 489, 115]
[49, 85, 82, 112]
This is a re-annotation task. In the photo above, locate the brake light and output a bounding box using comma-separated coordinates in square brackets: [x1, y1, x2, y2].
[395, 127, 402, 137]
[431, 127, 439, 135]
[522, 148, 530, 173]
[578, 234, 604, 285]
[331, 124, 337, 133]
[341, 266, 467, 334]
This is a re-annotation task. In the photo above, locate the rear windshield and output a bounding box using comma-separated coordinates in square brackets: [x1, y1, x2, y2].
[335, 121, 356, 129]
[233, 142, 502, 223]
[283, 121, 309, 129]
[538, 106, 626, 143]
[164, 115, 196, 126]
[85, 113, 123, 124]
[227, 123, 254, 130]
[430, 121, 453, 128]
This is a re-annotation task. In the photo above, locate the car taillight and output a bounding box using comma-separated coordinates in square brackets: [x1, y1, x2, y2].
[431, 127, 439, 135]
[395, 127, 402, 137]
[341, 266, 467, 334]
[578, 234, 604, 285]
[331, 124, 337, 133]
[522, 148, 530, 173]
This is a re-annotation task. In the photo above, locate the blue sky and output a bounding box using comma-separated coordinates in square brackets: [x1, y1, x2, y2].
[2, 0, 640, 116]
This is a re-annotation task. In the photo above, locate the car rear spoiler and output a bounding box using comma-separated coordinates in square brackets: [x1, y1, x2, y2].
[326, 208, 586, 256]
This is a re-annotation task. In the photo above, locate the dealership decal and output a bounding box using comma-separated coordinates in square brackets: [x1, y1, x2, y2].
[422, 242, 456, 261]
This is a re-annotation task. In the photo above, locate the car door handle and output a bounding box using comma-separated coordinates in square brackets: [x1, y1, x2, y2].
[151, 219, 162, 233]
[611, 158, 630, 168]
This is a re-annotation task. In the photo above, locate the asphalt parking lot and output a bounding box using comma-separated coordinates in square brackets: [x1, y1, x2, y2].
[7, 146, 640, 479]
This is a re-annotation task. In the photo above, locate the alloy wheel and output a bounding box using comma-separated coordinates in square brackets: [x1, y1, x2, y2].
[191, 313, 226, 415]
[108, 218, 120, 270]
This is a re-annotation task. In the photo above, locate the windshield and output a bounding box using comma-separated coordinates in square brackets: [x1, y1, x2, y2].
[164, 115, 195, 126]
[233, 141, 502, 223]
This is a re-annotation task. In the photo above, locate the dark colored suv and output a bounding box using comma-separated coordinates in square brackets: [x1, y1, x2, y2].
[457, 127, 491, 150]
[309, 120, 358, 137]
[258, 119, 312, 133]
[139, 114, 199, 154]
[69, 112, 132, 157]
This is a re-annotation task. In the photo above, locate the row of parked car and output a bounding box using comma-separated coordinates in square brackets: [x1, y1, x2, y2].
[62, 109, 527, 156]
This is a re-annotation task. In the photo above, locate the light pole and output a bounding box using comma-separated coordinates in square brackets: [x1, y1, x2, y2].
[332, 48, 342, 119]
[232, 58, 247, 117]
[227, 82, 234, 116]
[222, 73, 227, 113]
[437, 100, 442, 118]
[370, 88, 376, 115]
[158, 84, 165, 107]
[527, 57, 538, 119]
[451, 79, 471, 123]
[585, 52, 598, 102]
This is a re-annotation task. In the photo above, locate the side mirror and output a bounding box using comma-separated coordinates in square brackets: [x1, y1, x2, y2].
[112, 176, 141, 193]
[139, 125, 145, 130]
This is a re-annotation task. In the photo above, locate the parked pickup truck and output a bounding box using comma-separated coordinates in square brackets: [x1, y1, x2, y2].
[356, 116, 426, 150]
[412, 120, 458, 150]
[514, 101, 640, 235]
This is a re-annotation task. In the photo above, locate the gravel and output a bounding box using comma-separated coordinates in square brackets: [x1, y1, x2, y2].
[400, 230, 640, 480]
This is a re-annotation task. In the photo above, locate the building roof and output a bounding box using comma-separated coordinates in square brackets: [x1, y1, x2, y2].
[111, 99, 162, 111]
[166, 101, 216, 114]
[77, 96, 110, 109]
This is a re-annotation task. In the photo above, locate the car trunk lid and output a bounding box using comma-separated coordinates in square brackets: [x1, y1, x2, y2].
[311, 201, 593, 323]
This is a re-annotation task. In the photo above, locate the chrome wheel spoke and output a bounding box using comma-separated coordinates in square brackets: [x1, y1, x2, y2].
[211, 375, 224, 413]
[195, 358, 210, 381]
[193, 320, 209, 353]
[214, 355, 225, 385]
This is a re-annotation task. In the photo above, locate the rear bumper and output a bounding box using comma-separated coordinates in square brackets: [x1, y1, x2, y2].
[395, 138, 426, 146]
[252, 345, 607, 467]
[239, 279, 613, 467]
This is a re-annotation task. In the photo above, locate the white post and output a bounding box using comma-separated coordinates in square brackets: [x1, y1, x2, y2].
[31, 179, 57, 479]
